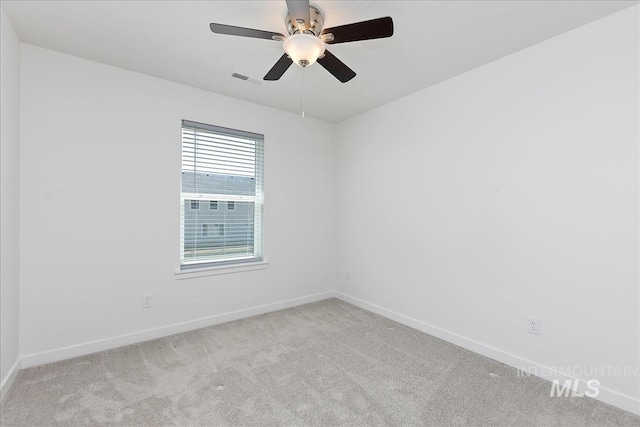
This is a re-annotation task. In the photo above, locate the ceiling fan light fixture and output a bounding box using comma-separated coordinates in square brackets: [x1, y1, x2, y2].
[283, 34, 325, 67]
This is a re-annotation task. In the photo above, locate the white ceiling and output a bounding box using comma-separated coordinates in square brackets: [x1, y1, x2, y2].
[2, 0, 637, 123]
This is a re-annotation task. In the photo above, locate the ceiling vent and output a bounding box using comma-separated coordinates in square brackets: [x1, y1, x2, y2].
[231, 72, 262, 85]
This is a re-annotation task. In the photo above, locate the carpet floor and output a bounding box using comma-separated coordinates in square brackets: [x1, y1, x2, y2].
[1, 298, 638, 426]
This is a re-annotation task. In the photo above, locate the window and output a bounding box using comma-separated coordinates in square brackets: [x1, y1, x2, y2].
[202, 223, 224, 237]
[181, 120, 264, 268]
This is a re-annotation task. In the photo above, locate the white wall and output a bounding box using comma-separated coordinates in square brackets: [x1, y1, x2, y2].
[19, 44, 336, 361]
[336, 5, 639, 410]
[1, 6, 22, 399]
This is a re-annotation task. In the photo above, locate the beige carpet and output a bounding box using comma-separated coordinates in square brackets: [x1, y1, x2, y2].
[1, 298, 638, 426]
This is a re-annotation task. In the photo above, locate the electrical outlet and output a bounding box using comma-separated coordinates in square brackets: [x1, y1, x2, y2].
[346, 271, 351, 280]
[528, 317, 540, 335]
[143, 294, 153, 308]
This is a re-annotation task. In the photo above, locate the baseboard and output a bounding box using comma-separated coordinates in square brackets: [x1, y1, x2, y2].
[1, 358, 21, 402]
[21, 290, 337, 369]
[335, 291, 640, 416]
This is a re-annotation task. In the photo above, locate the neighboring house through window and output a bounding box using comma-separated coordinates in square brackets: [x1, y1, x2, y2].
[180, 120, 264, 268]
[202, 223, 223, 237]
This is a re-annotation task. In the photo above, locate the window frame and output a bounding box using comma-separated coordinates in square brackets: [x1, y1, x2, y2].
[179, 120, 264, 271]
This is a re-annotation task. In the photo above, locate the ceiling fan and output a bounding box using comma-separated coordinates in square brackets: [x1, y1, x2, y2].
[209, 0, 393, 83]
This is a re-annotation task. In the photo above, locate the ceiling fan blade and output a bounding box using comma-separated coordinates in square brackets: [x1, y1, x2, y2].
[322, 17, 394, 44]
[264, 54, 294, 81]
[317, 50, 356, 83]
[210, 23, 284, 40]
[286, 0, 311, 31]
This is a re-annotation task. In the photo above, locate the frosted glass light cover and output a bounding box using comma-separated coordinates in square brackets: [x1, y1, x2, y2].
[283, 34, 326, 67]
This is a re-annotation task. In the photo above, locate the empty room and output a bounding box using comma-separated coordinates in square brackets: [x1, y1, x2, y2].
[1, 0, 638, 425]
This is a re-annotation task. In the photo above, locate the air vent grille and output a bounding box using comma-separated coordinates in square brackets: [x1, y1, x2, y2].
[231, 72, 262, 85]
[232, 72, 249, 81]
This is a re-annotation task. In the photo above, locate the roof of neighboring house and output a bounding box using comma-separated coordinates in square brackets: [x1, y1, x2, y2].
[181, 172, 255, 196]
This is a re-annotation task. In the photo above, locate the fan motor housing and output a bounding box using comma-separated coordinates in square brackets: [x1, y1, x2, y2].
[286, 5, 324, 36]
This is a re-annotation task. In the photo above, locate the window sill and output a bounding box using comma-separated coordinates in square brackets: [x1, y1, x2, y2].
[174, 260, 269, 280]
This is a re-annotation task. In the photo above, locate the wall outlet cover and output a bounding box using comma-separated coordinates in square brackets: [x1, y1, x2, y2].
[528, 316, 540, 335]
[143, 294, 153, 308]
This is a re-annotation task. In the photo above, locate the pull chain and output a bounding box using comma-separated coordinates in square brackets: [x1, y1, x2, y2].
[300, 66, 305, 118]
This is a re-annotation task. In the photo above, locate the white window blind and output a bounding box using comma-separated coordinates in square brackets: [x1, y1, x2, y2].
[180, 120, 264, 268]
